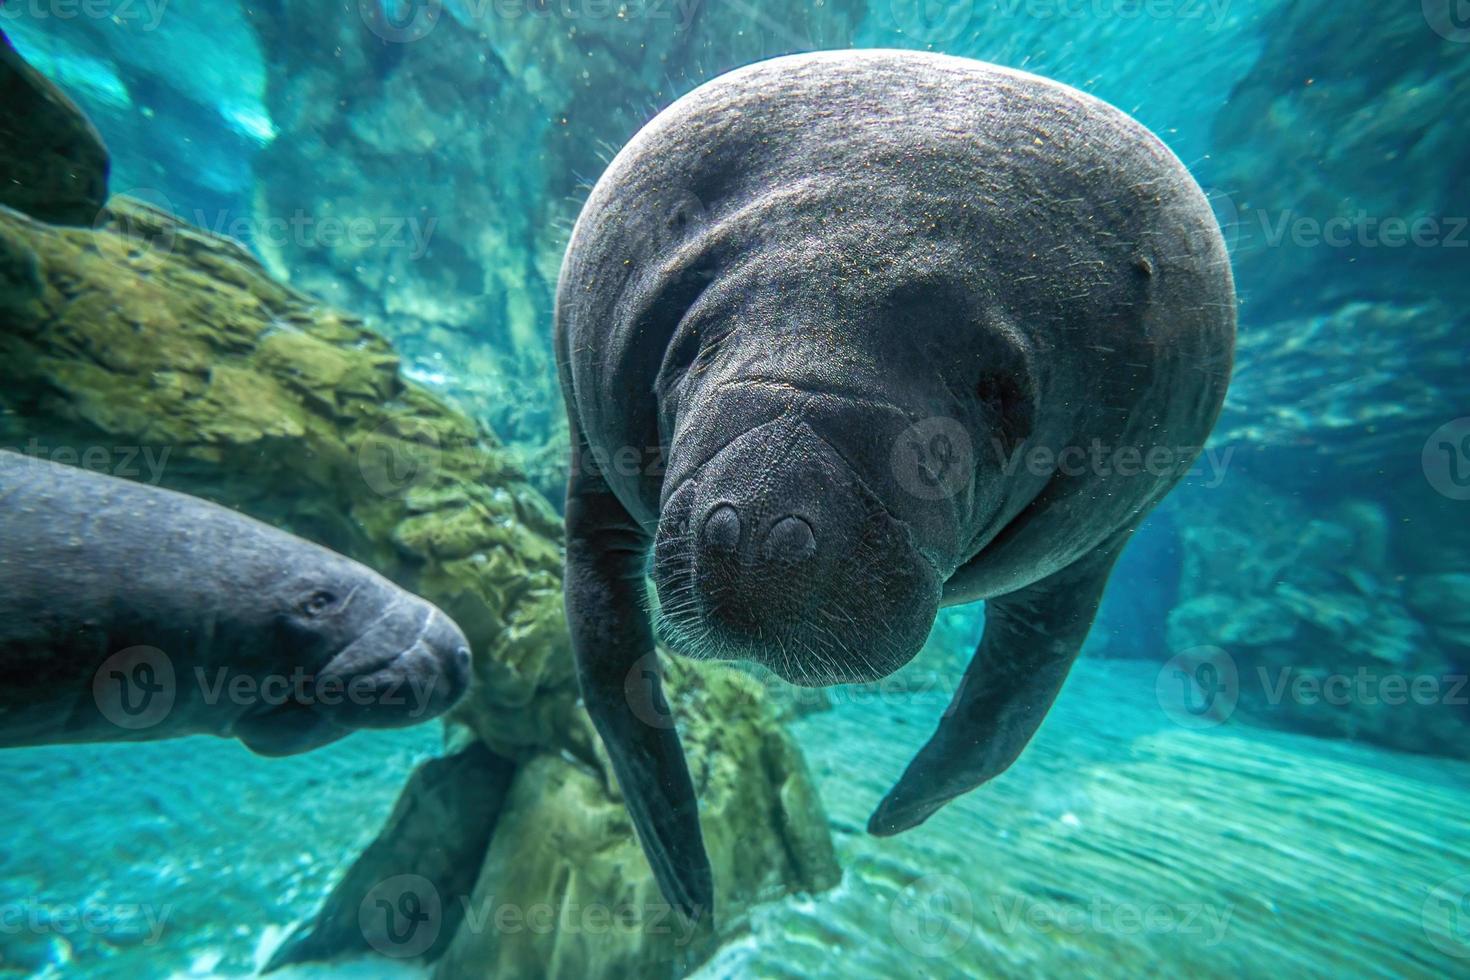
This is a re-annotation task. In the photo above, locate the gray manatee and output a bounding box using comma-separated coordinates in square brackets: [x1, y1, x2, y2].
[0, 450, 472, 754]
[556, 49, 1235, 916]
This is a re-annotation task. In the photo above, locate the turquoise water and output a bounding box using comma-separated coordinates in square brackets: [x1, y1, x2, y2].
[3, 1, 1469, 977]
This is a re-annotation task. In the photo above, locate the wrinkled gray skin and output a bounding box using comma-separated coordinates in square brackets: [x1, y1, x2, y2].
[556, 50, 1234, 918]
[0, 452, 472, 755]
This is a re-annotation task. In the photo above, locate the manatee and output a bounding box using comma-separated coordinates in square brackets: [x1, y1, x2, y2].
[0, 451, 472, 754]
[555, 50, 1235, 915]
[0, 27, 110, 225]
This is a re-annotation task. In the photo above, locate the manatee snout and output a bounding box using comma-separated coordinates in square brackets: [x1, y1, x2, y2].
[236, 589, 472, 756]
[316, 599, 472, 729]
[653, 419, 940, 685]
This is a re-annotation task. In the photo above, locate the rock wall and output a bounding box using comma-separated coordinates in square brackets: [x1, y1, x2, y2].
[239, 0, 867, 489]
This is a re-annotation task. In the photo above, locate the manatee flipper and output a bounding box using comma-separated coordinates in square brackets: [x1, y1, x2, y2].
[868, 534, 1131, 836]
[563, 426, 713, 921]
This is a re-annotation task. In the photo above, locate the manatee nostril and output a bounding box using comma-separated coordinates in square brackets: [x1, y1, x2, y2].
[765, 515, 816, 562]
[701, 503, 742, 553]
[454, 646, 471, 670]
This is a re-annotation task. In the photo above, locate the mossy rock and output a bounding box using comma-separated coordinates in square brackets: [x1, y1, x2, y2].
[0, 193, 839, 976]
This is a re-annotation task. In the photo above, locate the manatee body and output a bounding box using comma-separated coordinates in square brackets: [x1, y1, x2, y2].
[0, 451, 472, 754]
[556, 49, 1234, 915]
[0, 28, 110, 225]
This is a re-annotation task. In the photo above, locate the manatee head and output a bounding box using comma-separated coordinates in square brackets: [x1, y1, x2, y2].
[648, 278, 1024, 686]
[230, 550, 472, 755]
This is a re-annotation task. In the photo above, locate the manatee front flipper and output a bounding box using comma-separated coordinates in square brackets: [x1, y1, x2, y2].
[563, 441, 713, 921]
[868, 534, 1131, 836]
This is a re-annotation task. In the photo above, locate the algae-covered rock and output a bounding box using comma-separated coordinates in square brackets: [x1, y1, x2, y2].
[0, 191, 839, 975]
[0, 27, 110, 225]
[264, 740, 517, 970]
[435, 659, 839, 979]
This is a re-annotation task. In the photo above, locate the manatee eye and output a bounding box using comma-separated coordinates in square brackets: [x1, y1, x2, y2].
[302, 591, 338, 618]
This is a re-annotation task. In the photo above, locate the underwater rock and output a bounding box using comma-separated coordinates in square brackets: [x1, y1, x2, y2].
[1209, 0, 1470, 315]
[238, 1, 864, 483]
[263, 739, 516, 970]
[435, 658, 839, 979]
[0, 27, 109, 225]
[0, 190, 838, 976]
[1406, 574, 1470, 626]
[1212, 300, 1467, 488]
[1162, 478, 1469, 758]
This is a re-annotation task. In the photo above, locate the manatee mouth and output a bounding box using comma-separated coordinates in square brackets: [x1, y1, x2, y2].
[235, 603, 472, 756]
[314, 604, 472, 730]
[651, 421, 941, 687]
